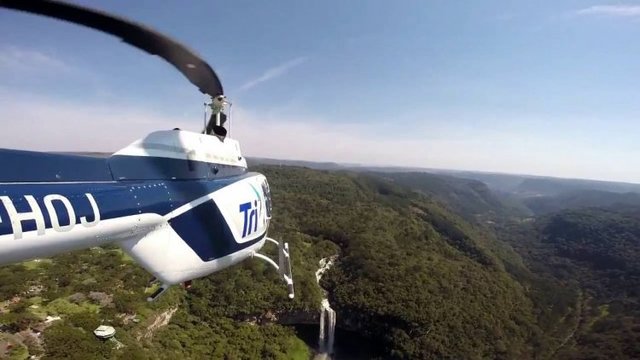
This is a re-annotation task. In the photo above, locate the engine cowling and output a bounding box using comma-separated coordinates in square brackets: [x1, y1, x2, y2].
[117, 174, 271, 285]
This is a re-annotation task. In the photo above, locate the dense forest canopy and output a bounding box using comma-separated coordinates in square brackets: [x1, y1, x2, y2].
[0, 165, 639, 359]
[496, 207, 640, 359]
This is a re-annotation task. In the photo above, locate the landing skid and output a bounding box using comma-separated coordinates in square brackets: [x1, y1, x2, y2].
[253, 237, 295, 299]
[147, 278, 192, 302]
[147, 237, 294, 302]
[147, 283, 170, 302]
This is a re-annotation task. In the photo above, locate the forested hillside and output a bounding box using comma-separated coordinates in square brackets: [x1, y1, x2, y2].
[438, 171, 640, 196]
[522, 190, 640, 215]
[1, 166, 639, 359]
[496, 207, 640, 359]
[0, 246, 311, 359]
[371, 171, 531, 221]
[260, 167, 546, 359]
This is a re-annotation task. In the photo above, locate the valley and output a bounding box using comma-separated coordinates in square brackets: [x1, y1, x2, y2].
[0, 164, 639, 359]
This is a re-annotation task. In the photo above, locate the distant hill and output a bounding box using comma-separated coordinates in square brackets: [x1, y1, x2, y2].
[248, 157, 640, 219]
[515, 177, 640, 197]
[433, 171, 523, 193]
[369, 171, 530, 221]
[247, 157, 640, 198]
[246, 157, 346, 170]
[248, 158, 528, 221]
[438, 170, 640, 196]
[523, 190, 640, 215]
[497, 207, 640, 359]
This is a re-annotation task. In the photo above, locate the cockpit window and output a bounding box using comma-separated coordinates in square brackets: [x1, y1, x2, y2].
[261, 180, 272, 218]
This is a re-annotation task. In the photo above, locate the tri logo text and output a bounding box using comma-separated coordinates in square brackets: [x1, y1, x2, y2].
[239, 200, 259, 238]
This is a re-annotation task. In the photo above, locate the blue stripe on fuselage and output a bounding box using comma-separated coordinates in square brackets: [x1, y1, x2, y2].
[169, 200, 265, 262]
[0, 172, 256, 239]
[0, 149, 112, 182]
[0, 149, 246, 183]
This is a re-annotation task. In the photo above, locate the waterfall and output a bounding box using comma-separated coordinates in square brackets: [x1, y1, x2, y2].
[315, 256, 337, 357]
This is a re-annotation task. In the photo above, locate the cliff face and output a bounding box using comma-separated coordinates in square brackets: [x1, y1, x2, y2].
[236, 309, 319, 326]
[275, 309, 319, 325]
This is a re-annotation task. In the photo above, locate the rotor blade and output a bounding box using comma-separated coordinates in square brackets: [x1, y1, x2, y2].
[0, 0, 223, 97]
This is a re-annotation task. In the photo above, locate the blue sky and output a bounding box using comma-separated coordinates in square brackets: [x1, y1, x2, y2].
[1, 1, 640, 182]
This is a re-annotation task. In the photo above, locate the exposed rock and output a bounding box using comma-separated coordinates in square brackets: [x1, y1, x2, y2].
[88, 292, 113, 307]
[17, 329, 43, 354]
[116, 313, 139, 325]
[68, 293, 86, 304]
[26, 285, 44, 296]
[137, 307, 178, 341]
[44, 316, 61, 324]
[236, 309, 319, 326]
[262, 310, 277, 322]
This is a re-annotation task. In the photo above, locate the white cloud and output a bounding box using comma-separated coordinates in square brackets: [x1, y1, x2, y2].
[229, 107, 640, 183]
[0, 45, 71, 74]
[577, 5, 640, 17]
[237, 56, 308, 92]
[0, 89, 638, 183]
[0, 89, 194, 152]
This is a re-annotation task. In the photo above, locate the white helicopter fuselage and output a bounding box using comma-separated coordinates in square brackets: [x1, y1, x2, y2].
[0, 130, 273, 287]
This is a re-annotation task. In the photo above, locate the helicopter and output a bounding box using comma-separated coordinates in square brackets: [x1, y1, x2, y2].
[0, 0, 294, 301]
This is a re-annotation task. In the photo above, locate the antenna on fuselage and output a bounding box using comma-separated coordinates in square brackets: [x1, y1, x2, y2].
[228, 101, 233, 136]
[203, 101, 208, 132]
